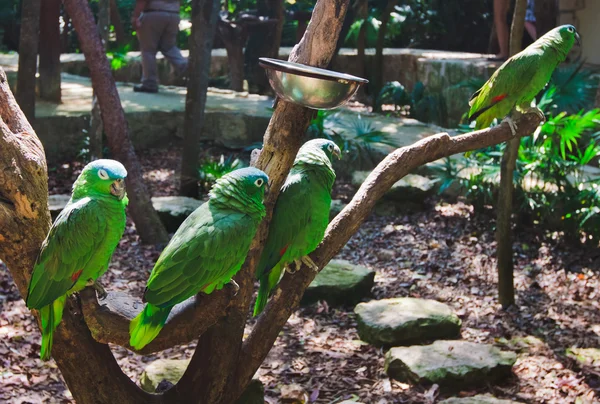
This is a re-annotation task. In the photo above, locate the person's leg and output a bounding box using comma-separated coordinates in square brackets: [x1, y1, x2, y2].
[524, 21, 537, 41]
[493, 0, 509, 59]
[136, 12, 163, 91]
[158, 13, 188, 76]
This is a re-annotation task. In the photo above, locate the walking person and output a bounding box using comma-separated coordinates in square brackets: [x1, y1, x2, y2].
[132, 0, 188, 93]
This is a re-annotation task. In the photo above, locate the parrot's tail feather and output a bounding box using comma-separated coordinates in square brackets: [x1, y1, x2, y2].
[39, 295, 66, 361]
[129, 304, 171, 350]
[253, 277, 270, 317]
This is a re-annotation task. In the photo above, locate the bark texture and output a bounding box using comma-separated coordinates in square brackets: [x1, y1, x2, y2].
[16, 0, 41, 121]
[63, 0, 168, 245]
[496, 0, 528, 309]
[216, 19, 246, 92]
[38, 0, 62, 103]
[179, 0, 220, 197]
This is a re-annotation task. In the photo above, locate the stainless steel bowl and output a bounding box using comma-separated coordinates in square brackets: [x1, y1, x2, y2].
[259, 57, 369, 110]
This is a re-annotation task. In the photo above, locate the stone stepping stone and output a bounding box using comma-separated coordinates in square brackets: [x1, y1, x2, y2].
[354, 297, 461, 346]
[49, 194, 203, 232]
[301, 259, 375, 306]
[140, 359, 263, 403]
[352, 172, 436, 204]
[385, 340, 517, 388]
[438, 394, 524, 404]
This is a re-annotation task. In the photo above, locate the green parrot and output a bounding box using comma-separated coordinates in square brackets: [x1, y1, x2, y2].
[129, 167, 269, 350]
[468, 24, 580, 134]
[253, 139, 341, 316]
[26, 159, 128, 360]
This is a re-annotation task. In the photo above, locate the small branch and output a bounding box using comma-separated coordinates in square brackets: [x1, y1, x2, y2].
[79, 286, 235, 354]
[231, 113, 543, 394]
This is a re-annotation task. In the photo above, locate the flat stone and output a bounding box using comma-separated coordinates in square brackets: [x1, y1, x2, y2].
[566, 347, 600, 367]
[354, 298, 461, 346]
[385, 340, 517, 388]
[152, 196, 203, 233]
[48, 194, 203, 232]
[438, 394, 524, 404]
[301, 260, 375, 306]
[352, 171, 436, 207]
[139, 359, 263, 403]
[48, 194, 71, 220]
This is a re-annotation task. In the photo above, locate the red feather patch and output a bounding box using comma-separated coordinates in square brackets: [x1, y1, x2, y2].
[492, 94, 507, 103]
[71, 269, 83, 282]
[279, 245, 289, 257]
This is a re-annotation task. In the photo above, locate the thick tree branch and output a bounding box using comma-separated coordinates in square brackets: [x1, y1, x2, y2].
[79, 287, 234, 354]
[231, 113, 543, 394]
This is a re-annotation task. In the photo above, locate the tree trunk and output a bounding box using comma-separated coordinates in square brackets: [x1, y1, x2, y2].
[535, 0, 557, 37]
[63, 0, 168, 245]
[89, 0, 110, 160]
[371, 0, 397, 112]
[354, 0, 368, 101]
[110, 0, 128, 47]
[16, 0, 41, 121]
[217, 20, 246, 92]
[496, 0, 528, 309]
[179, 0, 220, 197]
[38, 0, 61, 103]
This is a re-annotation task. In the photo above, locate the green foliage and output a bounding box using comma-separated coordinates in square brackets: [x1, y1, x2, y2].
[376, 81, 448, 126]
[432, 108, 600, 244]
[107, 44, 133, 71]
[306, 110, 400, 175]
[198, 154, 243, 192]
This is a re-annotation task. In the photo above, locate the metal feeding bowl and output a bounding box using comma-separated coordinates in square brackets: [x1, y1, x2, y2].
[259, 57, 369, 110]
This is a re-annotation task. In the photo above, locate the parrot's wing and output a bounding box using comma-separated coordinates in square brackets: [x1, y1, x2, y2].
[468, 51, 540, 120]
[26, 198, 108, 309]
[256, 174, 313, 278]
[143, 204, 255, 307]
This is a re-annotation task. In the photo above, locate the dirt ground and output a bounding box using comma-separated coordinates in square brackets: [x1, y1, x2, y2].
[2, 144, 599, 403]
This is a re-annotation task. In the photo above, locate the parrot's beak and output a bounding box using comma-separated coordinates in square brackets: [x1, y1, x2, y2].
[575, 32, 581, 47]
[333, 146, 342, 160]
[110, 178, 126, 200]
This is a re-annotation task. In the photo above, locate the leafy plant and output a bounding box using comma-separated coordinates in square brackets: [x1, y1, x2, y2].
[107, 44, 132, 71]
[376, 81, 448, 126]
[198, 154, 243, 192]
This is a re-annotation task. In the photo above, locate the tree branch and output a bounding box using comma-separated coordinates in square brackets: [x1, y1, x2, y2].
[231, 112, 543, 395]
[79, 286, 234, 354]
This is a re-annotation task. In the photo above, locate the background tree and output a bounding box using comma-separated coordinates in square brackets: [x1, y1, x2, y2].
[179, 0, 221, 198]
[38, 0, 62, 103]
[15, 0, 41, 121]
[496, 0, 528, 309]
[371, 0, 398, 113]
[63, 0, 168, 245]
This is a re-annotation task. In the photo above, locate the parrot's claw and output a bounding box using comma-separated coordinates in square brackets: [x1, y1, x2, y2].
[285, 262, 299, 274]
[301, 256, 319, 273]
[228, 279, 240, 295]
[525, 107, 546, 123]
[502, 116, 518, 137]
[89, 280, 107, 300]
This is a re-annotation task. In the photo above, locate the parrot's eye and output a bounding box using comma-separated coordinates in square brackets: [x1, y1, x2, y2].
[568, 26, 574, 33]
[254, 178, 264, 187]
[327, 144, 334, 152]
[98, 169, 109, 180]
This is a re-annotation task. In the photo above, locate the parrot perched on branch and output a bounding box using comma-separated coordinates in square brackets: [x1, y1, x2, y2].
[129, 167, 269, 350]
[468, 24, 580, 135]
[253, 139, 341, 316]
[26, 159, 128, 360]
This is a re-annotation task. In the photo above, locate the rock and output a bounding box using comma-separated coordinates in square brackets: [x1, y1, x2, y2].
[140, 359, 186, 393]
[48, 194, 202, 232]
[151, 196, 203, 232]
[302, 260, 375, 306]
[375, 248, 396, 261]
[140, 359, 264, 402]
[566, 347, 600, 367]
[354, 298, 461, 346]
[352, 172, 435, 213]
[385, 340, 517, 388]
[329, 199, 347, 220]
[438, 394, 524, 404]
[48, 194, 71, 220]
[280, 383, 308, 403]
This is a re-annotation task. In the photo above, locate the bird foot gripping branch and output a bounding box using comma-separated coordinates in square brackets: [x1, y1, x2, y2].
[502, 116, 518, 137]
